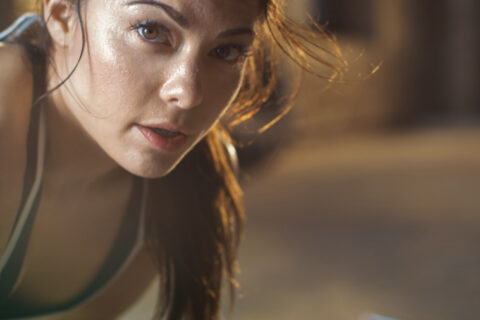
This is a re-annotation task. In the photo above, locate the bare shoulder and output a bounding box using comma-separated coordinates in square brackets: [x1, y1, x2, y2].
[0, 42, 33, 186]
[0, 42, 33, 127]
[0, 42, 32, 82]
[0, 43, 33, 251]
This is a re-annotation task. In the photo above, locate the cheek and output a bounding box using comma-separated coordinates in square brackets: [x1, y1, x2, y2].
[209, 69, 242, 107]
[72, 30, 152, 120]
[198, 71, 241, 127]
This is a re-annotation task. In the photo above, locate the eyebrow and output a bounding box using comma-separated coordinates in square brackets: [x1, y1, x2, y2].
[127, 0, 255, 39]
[127, 0, 189, 27]
[217, 28, 255, 39]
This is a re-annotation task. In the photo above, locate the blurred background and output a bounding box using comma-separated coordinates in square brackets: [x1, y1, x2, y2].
[2, 0, 480, 319]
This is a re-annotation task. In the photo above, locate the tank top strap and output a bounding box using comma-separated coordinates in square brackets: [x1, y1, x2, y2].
[0, 13, 46, 309]
[0, 101, 46, 305]
[41, 178, 149, 315]
[0, 14, 48, 305]
[0, 13, 44, 42]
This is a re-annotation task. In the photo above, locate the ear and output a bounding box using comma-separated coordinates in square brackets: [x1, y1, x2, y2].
[43, 0, 78, 47]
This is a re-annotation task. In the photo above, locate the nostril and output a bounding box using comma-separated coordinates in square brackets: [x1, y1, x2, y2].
[168, 97, 180, 104]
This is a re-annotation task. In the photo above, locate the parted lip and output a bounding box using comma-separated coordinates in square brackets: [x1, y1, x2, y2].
[137, 121, 192, 136]
[136, 124, 189, 152]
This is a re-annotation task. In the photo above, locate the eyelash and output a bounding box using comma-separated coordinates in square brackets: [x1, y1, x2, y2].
[213, 44, 252, 64]
[129, 20, 251, 64]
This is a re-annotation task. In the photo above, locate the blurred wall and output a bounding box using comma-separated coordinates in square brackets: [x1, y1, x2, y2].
[446, 0, 480, 121]
[0, 0, 14, 30]
[308, 0, 480, 128]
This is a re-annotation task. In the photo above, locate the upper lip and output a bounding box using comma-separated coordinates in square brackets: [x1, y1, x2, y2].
[137, 121, 192, 136]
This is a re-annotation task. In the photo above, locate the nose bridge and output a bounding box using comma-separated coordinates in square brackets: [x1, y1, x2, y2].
[160, 52, 203, 110]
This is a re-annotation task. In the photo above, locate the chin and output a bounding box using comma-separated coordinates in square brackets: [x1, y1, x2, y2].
[120, 152, 186, 179]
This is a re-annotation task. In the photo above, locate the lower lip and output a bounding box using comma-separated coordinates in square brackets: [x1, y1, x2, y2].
[137, 125, 188, 152]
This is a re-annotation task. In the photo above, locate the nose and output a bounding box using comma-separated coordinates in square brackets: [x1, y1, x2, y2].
[159, 59, 203, 110]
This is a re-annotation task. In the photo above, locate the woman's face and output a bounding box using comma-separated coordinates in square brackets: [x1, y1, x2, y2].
[51, 0, 260, 178]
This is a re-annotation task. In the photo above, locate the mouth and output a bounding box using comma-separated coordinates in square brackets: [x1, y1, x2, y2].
[149, 127, 183, 138]
[136, 124, 189, 152]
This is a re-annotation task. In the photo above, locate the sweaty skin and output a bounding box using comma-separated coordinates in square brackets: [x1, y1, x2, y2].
[46, 0, 259, 180]
[0, 0, 261, 317]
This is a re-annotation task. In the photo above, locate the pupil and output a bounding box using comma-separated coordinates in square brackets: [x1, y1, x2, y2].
[143, 27, 156, 38]
[218, 47, 230, 58]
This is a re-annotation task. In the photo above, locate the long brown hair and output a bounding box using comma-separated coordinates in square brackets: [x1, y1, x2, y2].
[31, 0, 345, 319]
[149, 1, 345, 317]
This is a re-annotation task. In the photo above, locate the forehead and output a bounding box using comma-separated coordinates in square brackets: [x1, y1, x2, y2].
[117, 0, 262, 26]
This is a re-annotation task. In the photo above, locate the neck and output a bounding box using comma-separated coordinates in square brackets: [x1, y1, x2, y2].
[42, 93, 129, 192]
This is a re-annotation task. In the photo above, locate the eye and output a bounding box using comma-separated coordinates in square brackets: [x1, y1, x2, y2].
[139, 25, 159, 40]
[211, 44, 248, 63]
[130, 21, 170, 44]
